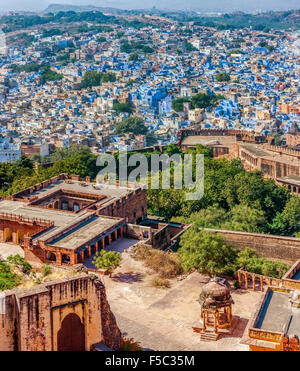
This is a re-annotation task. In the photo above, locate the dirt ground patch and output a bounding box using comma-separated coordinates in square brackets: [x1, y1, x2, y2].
[103, 250, 263, 351]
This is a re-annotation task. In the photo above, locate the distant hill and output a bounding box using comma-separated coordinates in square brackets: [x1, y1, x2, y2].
[43, 3, 129, 15]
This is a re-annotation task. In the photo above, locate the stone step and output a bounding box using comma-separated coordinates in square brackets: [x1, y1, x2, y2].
[200, 332, 219, 341]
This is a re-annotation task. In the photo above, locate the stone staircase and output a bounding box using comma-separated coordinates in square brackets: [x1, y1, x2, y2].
[200, 331, 220, 341]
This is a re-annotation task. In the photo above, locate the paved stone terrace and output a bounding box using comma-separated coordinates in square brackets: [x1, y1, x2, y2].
[103, 251, 263, 351]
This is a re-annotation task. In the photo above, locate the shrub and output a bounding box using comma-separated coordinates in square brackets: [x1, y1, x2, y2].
[6, 254, 32, 274]
[92, 250, 121, 272]
[145, 250, 183, 279]
[236, 248, 289, 279]
[233, 280, 240, 289]
[120, 337, 143, 351]
[151, 276, 170, 289]
[130, 244, 152, 261]
[130, 245, 183, 279]
[42, 264, 51, 277]
[0, 261, 21, 290]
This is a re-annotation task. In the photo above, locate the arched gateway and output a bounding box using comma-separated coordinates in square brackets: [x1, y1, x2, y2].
[57, 313, 85, 351]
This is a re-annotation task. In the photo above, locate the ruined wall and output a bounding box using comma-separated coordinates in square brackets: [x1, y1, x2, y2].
[97, 280, 121, 350]
[126, 223, 152, 242]
[98, 188, 147, 224]
[205, 228, 300, 264]
[0, 274, 121, 351]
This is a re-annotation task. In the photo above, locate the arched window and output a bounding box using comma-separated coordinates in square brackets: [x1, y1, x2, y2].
[61, 201, 69, 211]
[46, 251, 56, 262]
[62, 254, 70, 264]
[73, 203, 80, 212]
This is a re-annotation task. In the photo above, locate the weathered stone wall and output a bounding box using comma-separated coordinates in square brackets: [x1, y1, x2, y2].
[97, 280, 121, 350]
[205, 228, 300, 264]
[126, 223, 152, 242]
[98, 188, 147, 224]
[0, 274, 121, 351]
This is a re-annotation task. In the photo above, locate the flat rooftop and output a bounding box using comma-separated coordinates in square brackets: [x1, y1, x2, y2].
[181, 135, 237, 147]
[49, 215, 122, 250]
[241, 144, 300, 167]
[255, 290, 300, 336]
[277, 174, 300, 186]
[28, 179, 136, 205]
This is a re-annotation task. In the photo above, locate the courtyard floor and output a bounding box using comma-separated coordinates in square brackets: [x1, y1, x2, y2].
[83, 238, 138, 270]
[102, 249, 263, 351]
[0, 242, 24, 260]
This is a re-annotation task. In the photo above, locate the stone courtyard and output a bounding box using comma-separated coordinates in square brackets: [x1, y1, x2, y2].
[103, 249, 263, 351]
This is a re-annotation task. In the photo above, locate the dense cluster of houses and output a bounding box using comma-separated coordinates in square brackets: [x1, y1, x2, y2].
[0, 17, 299, 161]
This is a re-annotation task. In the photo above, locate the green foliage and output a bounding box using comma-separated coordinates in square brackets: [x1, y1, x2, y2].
[178, 228, 237, 276]
[129, 53, 139, 62]
[120, 40, 154, 54]
[80, 71, 116, 88]
[216, 72, 230, 82]
[222, 204, 266, 233]
[191, 93, 212, 108]
[171, 97, 190, 112]
[115, 116, 148, 135]
[185, 42, 197, 51]
[112, 102, 135, 114]
[236, 248, 289, 278]
[92, 250, 121, 271]
[0, 261, 21, 291]
[178, 229, 289, 279]
[96, 36, 106, 43]
[0, 11, 114, 33]
[10, 63, 47, 73]
[6, 254, 32, 274]
[41, 66, 63, 83]
[282, 196, 300, 233]
[171, 92, 222, 112]
[42, 264, 52, 277]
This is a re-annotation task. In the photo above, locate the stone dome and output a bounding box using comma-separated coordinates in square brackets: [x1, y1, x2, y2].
[199, 277, 234, 309]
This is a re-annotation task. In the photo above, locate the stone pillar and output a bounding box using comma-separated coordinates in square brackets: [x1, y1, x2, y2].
[237, 270, 241, 287]
[101, 238, 105, 249]
[120, 227, 123, 238]
[214, 313, 218, 334]
[260, 276, 264, 292]
[73, 253, 78, 265]
[227, 306, 231, 323]
[203, 310, 206, 331]
[114, 230, 118, 241]
[245, 273, 248, 290]
[87, 245, 91, 258]
[57, 252, 62, 265]
[252, 275, 256, 291]
[80, 251, 85, 262]
[108, 234, 112, 245]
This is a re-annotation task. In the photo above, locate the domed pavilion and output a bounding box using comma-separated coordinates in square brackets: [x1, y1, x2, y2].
[198, 277, 234, 338]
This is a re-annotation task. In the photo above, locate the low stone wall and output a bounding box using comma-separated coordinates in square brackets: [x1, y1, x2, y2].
[204, 228, 300, 264]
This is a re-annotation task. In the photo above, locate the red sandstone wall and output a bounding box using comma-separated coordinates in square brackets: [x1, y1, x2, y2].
[205, 228, 300, 264]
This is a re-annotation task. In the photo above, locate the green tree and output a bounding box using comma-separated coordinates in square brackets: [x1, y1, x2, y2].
[115, 117, 147, 135]
[129, 53, 139, 62]
[282, 196, 300, 234]
[171, 97, 190, 112]
[112, 102, 135, 114]
[191, 93, 211, 108]
[92, 250, 121, 275]
[216, 72, 230, 82]
[178, 228, 236, 276]
[222, 204, 266, 233]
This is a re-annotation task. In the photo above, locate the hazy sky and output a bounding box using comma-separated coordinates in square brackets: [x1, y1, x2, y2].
[0, 0, 299, 12]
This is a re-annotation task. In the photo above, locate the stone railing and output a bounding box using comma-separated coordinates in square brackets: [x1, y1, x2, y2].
[237, 268, 282, 291]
